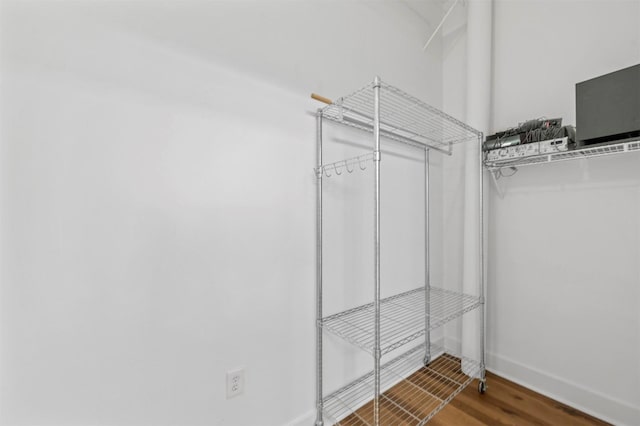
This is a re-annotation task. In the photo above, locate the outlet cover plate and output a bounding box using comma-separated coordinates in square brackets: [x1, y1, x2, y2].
[226, 368, 244, 399]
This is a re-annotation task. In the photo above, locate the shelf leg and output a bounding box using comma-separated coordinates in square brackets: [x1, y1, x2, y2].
[373, 76, 381, 426]
[315, 109, 324, 426]
[478, 379, 487, 394]
[424, 147, 431, 366]
[479, 133, 487, 390]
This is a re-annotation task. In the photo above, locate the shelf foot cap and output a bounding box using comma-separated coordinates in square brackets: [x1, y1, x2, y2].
[423, 355, 431, 367]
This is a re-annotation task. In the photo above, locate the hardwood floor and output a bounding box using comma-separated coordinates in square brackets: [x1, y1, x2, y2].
[335, 369, 610, 425]
[431, 372, 610, 426]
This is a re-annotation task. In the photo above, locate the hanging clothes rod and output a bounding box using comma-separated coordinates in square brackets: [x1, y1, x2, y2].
[311, 93, 333, 105]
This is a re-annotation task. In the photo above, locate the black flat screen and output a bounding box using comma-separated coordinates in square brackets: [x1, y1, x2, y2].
[576, 64, 640, 145]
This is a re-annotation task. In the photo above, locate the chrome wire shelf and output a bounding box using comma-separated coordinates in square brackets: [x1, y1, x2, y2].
[321, 287, 481, 355]
[323, 344, 481, 426]
[485, 138, 640, 169]
[321, 81, 481, 154]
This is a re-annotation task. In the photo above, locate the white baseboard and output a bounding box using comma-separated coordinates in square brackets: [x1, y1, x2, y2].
[283, 409, 315, 426]
[487, 351, 640, 426]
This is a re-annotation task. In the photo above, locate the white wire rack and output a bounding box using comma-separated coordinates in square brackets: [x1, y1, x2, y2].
[321, 81, 480, 154]
[322, 344, 482, 426]
[321, 287, 481, 355]
[485, 138, 640, 169]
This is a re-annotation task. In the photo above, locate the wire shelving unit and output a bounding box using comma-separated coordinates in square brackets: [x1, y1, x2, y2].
[313, 77, 486, 426]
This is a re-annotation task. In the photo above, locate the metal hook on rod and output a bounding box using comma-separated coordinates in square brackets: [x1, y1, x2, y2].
[323, 166, 332, 178]
[345, 160, 354, 173]
[334, 163, 342, 175]
[359, 156, 368, 170]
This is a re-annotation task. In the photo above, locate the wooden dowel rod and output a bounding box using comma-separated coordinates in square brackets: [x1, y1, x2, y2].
[311, 93, 333, 105]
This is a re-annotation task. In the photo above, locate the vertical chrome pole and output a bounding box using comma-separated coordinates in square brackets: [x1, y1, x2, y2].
[423, 148, 431, 366]
[373, 77, 381, 425]
[315, 109, 324, 426]
[478, 133, 487, 390]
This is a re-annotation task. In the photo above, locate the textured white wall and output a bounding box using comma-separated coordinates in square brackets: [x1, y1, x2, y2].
[488, 1, 640, 425]
[0, 1, 446, 425]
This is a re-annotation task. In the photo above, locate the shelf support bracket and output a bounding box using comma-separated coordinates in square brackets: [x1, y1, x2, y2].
[488, 167, 506, 199]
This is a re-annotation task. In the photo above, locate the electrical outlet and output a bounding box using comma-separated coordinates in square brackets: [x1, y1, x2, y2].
[226, 368, 244, 399]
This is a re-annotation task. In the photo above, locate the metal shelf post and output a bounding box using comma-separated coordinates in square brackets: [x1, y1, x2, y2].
[479, 133, 487, 391]
[314, 109, 324, 426]
[424, 147, 431, 366]
[372, 76, 382, 426]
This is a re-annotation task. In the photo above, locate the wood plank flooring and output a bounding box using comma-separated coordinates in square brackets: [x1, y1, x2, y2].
[432, 372, 610, 426]
[335, 370, 610, 425]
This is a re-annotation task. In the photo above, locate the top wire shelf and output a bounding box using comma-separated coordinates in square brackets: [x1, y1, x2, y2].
[320, 79, 482, 154]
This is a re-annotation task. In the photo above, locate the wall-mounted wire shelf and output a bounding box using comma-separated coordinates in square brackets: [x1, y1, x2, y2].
[485, 138, 640, 170]
[321, 287, 481, 356]
[315, 153, 374, 178]
[321, 80, 481, 154]
[322, 343, 481, 426]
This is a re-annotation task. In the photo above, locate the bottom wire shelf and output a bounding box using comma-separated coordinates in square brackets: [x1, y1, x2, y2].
[322, 344, 481, 426]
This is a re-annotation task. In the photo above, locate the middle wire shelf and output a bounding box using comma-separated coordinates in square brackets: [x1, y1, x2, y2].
[321, 287, 481, 356]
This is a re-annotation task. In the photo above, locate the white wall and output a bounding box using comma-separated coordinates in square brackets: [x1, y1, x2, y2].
[0, 1, 447, 425]
[487, 1, 640, 425]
